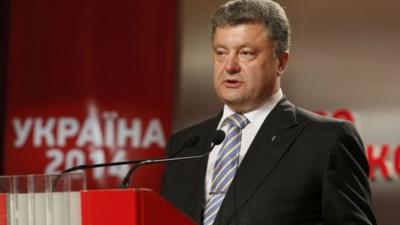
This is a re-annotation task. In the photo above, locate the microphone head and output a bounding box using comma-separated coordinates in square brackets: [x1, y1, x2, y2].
[212, 130, 225, 145]
[184, 134, 200, 147]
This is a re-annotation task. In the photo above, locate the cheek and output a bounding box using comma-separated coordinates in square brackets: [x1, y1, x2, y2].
[213, 68, 222, 89]
[213, 64, 224, 81]
[245, 78, 260, 94]
[244, 71, 271, 93]
[241, 66, 261, 87]
[215, 62, 225, 73]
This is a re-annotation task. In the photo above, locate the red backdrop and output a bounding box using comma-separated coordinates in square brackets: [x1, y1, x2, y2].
[3, 0, 177, 190]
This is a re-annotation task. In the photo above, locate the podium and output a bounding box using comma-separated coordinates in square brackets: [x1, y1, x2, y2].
[0, 174, 196, 225]
[82, 188, 195, 225]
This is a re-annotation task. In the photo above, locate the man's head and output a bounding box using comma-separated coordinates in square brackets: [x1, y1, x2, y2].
[211, 0, 290, 113]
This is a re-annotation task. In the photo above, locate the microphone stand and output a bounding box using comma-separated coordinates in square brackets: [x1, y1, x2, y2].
[119, 130, 225, 188]
[119, 153, 210, 188]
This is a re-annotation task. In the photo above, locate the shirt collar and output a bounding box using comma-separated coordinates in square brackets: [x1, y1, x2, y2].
[218, 88, 284, 130]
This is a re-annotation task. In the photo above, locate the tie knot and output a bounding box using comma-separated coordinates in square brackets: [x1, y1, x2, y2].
[225, 113, 249, 129]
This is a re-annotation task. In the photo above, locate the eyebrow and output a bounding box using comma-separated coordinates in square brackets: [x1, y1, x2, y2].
[213, 43, 258, 51]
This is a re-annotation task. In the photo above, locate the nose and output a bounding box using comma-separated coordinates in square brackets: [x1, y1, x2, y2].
[224, 54, 241, 75]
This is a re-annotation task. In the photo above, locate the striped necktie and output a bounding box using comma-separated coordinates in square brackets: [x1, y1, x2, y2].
[203, 113, 249, 225]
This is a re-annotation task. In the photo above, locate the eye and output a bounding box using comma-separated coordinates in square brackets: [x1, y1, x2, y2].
[216, 49, 226, 55]
[214, 48, 228, 60]
[239, 49, 256, 60]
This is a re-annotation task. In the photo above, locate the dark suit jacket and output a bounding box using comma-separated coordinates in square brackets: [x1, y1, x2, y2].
[161, 99, 377, 225]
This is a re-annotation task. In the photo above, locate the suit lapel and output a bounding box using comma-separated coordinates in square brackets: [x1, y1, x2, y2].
[181, 114, 221, 222]
[214, 99, 305, 225]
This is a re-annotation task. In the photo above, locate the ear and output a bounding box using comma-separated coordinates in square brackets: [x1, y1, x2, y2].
[277, 51, 290, 76]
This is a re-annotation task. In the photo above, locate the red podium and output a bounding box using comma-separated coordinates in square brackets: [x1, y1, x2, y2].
[0, 186, 196, 225]
[81, 189, 196, 225]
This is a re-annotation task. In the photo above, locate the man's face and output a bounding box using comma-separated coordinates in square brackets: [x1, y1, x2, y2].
[212, 23, 289, 113]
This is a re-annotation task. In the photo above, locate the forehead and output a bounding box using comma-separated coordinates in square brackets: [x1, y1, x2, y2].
[212, 23, 270, 47]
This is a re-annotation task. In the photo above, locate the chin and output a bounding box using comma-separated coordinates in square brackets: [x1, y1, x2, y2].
[220, 89, 244, 99]
[221, 94, 241, 104]
[221, 96, 246, 107]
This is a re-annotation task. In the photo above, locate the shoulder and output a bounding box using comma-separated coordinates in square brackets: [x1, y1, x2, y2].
[283, 102, 365, 159]
[275, 98, 360, 140]
[293, 104, 367, 165]
[294, 106, 360, 139]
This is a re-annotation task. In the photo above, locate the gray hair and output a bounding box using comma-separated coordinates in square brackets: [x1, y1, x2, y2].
[211, 0, 291, 56]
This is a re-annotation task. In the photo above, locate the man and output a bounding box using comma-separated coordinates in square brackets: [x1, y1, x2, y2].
[161, 0, 377, 224]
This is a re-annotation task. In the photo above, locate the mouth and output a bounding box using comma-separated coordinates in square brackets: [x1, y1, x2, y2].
[223, 79, 243, 88]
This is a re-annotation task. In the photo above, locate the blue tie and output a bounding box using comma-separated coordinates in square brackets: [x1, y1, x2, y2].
[203, 113, 249, 225]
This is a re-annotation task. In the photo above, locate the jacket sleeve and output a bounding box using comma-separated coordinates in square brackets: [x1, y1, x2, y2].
[322, 121, 377, 225]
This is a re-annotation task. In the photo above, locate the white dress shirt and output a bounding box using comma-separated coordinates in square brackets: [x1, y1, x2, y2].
[205, 89, 284, 201]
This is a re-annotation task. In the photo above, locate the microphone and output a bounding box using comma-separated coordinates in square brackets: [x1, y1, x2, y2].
[60, 134, 199, 174]
[119, 130, 225, 188]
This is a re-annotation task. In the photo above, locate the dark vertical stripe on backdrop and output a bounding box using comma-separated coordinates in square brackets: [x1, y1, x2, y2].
[0, 0, 10, 174]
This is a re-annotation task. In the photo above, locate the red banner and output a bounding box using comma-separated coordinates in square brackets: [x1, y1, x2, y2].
[4, 0, 177, 190]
